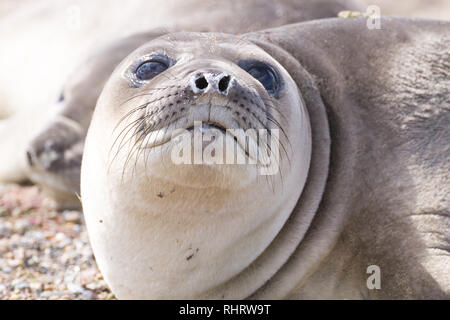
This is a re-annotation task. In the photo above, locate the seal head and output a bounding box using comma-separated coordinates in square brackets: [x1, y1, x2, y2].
[81, 32, 312, 299]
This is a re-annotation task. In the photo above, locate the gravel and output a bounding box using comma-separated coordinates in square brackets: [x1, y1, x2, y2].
[0, 184, 114, 300]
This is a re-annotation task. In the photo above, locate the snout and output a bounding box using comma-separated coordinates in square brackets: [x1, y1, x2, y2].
[189, 71, 233, 95]
[26, 139, 65, 171]
[25, 117, 84, 200]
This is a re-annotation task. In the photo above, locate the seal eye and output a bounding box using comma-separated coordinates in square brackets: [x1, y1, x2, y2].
[57, 92, 65, 103]
[136, 60, 168, 81]
[247, 66, 277, 93]
[238, 61, 280, 96]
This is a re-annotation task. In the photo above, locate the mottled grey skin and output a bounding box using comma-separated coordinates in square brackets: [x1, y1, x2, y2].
[24, 0, 363, 209]
[242, 17, 449, 299]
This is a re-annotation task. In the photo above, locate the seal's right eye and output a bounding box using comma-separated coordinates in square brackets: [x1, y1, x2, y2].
[238, 60, 281, 97]
[57, 92, 65, 103]
[125, 54, 174, 87]
[136, 60, 168, 81]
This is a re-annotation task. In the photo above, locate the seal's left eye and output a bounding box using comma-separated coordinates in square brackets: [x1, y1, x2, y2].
[238, 61, 280, 96]
[136, 60, 168, 81]
[247, 66, 277, 94]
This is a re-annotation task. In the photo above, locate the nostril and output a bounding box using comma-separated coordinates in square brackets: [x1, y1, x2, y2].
[195, 76, 208, 90]
[26, 150, 34, 166]
[218, 75, 231, 93]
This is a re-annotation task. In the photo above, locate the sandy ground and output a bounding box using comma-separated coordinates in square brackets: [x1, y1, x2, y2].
[0, 0, 449, 300]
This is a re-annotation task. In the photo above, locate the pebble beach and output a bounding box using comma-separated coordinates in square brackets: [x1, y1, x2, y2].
[0, 184, 113, 300]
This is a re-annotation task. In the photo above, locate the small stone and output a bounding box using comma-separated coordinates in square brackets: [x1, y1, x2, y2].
[85, 282, 102, 291]
[2, 265, 12, 273]
[0, 225, 11, 238]
[28, 230, 44, 240]
[78, 290, 95, 300]
[30, 282, 43, 291]
[338, 10, 362, 19]
[338, 10, 351, 18]
[12, 280, 30, 290]
[63, 211, 81, 223]
[40, 291, 66, 298]
[0, 207, 10, 217]
[72, 224, 81, 233]
[39, 291, 52, 298]
[104, 292, 116, 300]
[7, 259, 22, 267]
[14, 247, 25, 260]
[54, 233, 66, 242]
[39, 267, 49, 274]
[67, 283, 84, 294]
[25, 256, 39, 267]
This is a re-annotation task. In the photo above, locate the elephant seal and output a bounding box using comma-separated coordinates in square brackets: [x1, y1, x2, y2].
[81, 17, 450, 299]
[0, 0, 363, 209]
[24, 31, 168, 209]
